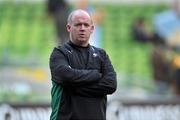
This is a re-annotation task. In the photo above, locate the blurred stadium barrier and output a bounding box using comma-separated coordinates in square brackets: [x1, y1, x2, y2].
[107, 98, 180, 120]
[1, 99, 180, 120]
[0, 103, 50, 120]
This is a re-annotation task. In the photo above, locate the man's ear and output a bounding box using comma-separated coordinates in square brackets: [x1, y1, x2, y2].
[66, 24, 71, 32]
[90, 25, 94, 33]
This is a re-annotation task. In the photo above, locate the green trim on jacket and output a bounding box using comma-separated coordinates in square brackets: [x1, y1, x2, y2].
[50, 81, 63, 120]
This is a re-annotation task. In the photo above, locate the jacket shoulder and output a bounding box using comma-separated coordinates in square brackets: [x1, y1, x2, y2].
[51, 43, 72, 55]
[91, 46, 106, 56]
[50, 46, 63, 56]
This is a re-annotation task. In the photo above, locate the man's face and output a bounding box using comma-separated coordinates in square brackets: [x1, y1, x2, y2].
[67, 12, 94, 46]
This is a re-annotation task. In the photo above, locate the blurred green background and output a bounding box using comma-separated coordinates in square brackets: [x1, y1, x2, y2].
[0, 1, 168, 103]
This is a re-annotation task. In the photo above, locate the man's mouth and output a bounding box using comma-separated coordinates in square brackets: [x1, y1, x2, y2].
[79, 34, 85, 37]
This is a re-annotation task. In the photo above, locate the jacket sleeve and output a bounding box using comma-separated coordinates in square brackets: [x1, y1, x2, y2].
[75, 50, 117, 97]
[50, 48, 102, 87]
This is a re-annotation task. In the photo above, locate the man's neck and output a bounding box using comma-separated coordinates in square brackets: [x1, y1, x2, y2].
[70, 40, 89, 47]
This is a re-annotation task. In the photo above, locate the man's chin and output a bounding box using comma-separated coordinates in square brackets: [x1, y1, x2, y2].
[78, 38, 88, 42]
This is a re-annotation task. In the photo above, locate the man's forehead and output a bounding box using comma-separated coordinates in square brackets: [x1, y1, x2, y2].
[72, 10, 91, 20]
[73, 15, 91, 22]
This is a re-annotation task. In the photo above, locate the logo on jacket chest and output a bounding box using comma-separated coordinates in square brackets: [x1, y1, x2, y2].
[93, 53, 98, 57]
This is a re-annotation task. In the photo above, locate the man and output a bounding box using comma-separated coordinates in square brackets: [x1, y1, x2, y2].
[49, 9, 117, 120]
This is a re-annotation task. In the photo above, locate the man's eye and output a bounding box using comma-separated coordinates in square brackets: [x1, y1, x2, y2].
[75, 24, 81, 26]
[84, 24, 90, 27]
[74, 23, 90, 27]
[75, 24, 79, 27]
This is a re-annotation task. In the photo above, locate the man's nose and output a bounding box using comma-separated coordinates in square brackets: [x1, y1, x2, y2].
[80, 25, 85, 30]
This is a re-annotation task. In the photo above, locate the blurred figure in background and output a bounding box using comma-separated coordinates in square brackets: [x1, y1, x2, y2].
[153, 0, 180, 95]
[131, 17, 161, 44]
[47, 0, 70, 45]
[153, 0, 180, 45]
[75, 0, 104, 48]
[151, 39, 171, 94]
[131, 17, 170, 94]
[132, 17, 153, 43]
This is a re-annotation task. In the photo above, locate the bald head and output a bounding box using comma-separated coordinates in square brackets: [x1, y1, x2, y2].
[66, 9, 94, 47]
[67, 9, 93, 25]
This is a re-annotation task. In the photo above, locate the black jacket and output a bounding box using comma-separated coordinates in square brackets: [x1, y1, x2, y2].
[49, 41, 117, 120]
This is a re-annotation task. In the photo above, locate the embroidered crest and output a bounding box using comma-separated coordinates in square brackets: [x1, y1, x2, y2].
[93, 53, 98, 57]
